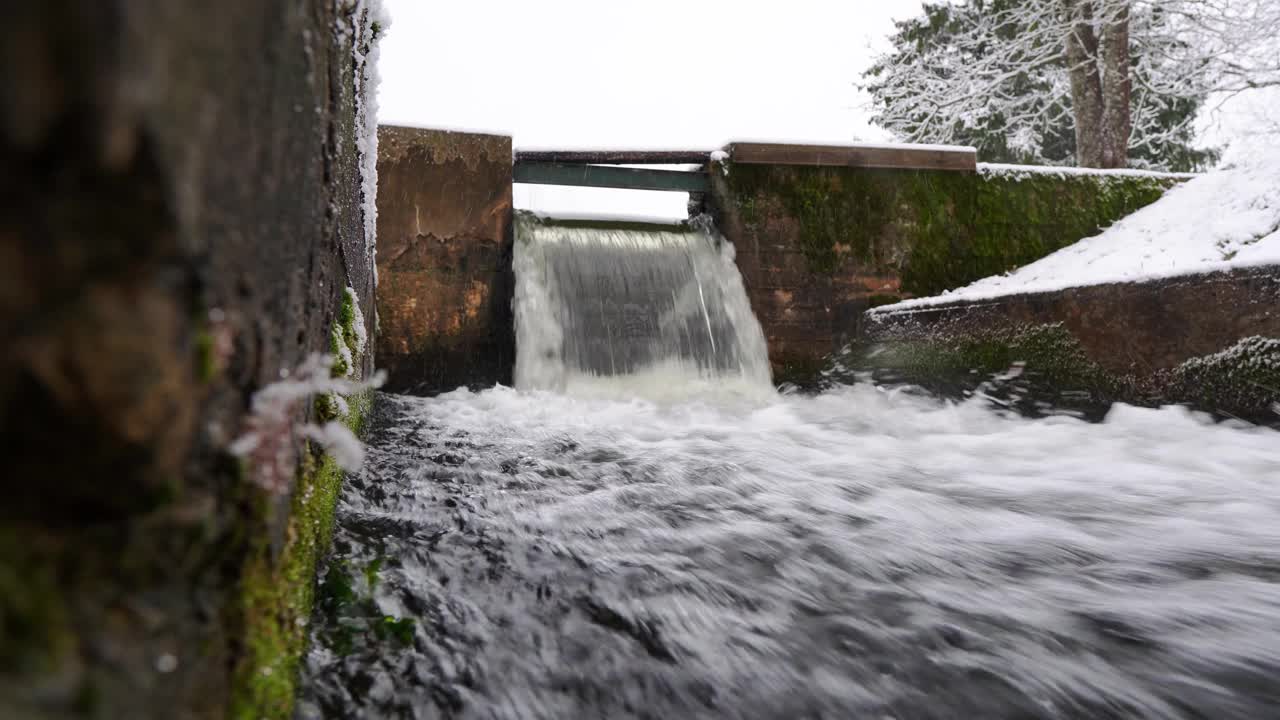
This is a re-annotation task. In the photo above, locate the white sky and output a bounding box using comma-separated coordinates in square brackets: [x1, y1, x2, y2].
[377, 0, 924, 219]
[375, 0, 1273, 219]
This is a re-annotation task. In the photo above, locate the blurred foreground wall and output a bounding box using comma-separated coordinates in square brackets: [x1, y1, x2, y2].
[0, 2, 380, 717]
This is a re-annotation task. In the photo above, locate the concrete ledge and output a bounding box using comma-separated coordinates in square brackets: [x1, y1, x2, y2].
[710, 157, 1185, 382]
[854, 266, 1280, 421]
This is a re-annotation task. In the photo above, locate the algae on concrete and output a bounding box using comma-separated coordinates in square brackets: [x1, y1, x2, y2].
[722, 163, 1180, 297]
[229, 390, 373, 720]
[842, 321, 1280, 423]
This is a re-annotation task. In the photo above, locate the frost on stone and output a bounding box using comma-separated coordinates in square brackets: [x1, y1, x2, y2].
[300, 422, 365, 472]
[330, 324, 354, 378]
[229, 354, 384, 495]
[348, 0, 389, 285]
[1168, 336, 1280, 414]
[342, 286, 367, 356]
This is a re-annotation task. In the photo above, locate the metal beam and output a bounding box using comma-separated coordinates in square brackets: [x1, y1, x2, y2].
[513, 162, 709, 193]
[514, 150, 713, 165]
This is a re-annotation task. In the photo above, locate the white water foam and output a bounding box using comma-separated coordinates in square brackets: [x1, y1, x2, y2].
[302, 382, 1280, 719]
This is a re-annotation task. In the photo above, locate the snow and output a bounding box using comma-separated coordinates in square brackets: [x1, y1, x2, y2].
[727, 138, 976, 154]
[978, 163, 1197, 180]
[343, 286, 368, 355]
[300, 421, 366, 472]
[351, 0, 389, 286]
[229, 354, 385, 493]
[875, 146, 1280, 313]
[332, 325, 354, 378]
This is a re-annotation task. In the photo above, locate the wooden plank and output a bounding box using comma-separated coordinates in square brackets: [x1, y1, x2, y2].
[512, 162, 708, 192]
[729, 142, 977, 172]
[514, 150, 713, 165]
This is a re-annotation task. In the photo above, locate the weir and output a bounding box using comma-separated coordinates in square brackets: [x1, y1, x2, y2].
[373, 128, 1249, 399]
[512, 213, 772, 395]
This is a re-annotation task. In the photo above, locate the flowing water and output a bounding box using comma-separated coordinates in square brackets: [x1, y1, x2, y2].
[299, 219, 1280, 720]
[511, 213, 771, 399]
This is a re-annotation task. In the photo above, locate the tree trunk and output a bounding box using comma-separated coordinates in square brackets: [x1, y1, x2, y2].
[1063, 0, 1106, 167]
[1098, 1, 1132, 167]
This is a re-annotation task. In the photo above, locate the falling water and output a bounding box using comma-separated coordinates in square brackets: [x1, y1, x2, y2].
[512, 212, 772, 399]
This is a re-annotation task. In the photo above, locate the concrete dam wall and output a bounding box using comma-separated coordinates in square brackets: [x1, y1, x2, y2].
[374, 127, 1196, 392]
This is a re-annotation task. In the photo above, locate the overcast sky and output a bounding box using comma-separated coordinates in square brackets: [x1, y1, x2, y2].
[375, 0, 1271, 219]
[377, 0, 925, 218]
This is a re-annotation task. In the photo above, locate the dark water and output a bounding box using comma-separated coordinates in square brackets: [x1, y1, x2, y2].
[298, 387, 1280, 720]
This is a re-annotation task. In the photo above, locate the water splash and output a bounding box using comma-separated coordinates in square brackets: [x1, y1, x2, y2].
[513, 213, 772, 400]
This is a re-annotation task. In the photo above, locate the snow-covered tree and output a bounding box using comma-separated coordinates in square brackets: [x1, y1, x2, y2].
[864, 0, 1280, 170]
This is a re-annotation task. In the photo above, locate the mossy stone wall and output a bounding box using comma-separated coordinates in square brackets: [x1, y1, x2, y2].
[853, 266, 1280, 423]
[709, 161, 1184, 382]
[1, 2, 379, 718]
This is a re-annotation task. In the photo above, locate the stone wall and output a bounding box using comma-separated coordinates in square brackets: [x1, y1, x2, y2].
[0, 2, 380, 718]
[708, 152, 1186, 382]
[375, 125, 515, 394]
[853, 266, 1280, 422]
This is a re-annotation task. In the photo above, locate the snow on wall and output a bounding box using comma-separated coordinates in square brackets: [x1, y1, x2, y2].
[876, 149, 1280, 312]
[351, 0, 389, 285]
[978, 163, 1198, 181]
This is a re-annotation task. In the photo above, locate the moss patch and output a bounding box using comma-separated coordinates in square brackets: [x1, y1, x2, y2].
[844, 322, 1280, 423]
[842, 322, 1125, 409]
[1165, 336, 1280, 418]
[0, 530, 74, 676]
[723, 163, 1180, 296]
[228, 390, 372, 720]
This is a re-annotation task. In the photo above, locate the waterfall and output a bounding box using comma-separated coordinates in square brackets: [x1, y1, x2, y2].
[512, 212, 772, 398]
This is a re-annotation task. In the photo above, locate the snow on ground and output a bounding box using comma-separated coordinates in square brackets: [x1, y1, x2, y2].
[876, 146, 1280, 312]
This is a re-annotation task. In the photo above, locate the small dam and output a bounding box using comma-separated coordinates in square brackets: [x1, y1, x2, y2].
[295, 129, 1280, 719]
[5, 6, 1277, 717]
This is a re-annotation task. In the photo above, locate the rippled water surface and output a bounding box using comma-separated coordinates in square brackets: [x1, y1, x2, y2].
[300, 386, 1280, 719]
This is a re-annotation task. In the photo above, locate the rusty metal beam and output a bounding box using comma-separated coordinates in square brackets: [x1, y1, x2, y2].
[513, 162, 708, 193]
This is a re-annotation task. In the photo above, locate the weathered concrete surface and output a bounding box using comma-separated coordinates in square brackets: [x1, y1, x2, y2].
[709, 157, 1184, 382]
[857, 266, 1280, 421]
[375, 125, 515, 394]
[0, 2, 377, 718]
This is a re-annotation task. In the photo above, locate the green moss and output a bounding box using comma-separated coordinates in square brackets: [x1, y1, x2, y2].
[866, 294, 902, 309]
[313, 393, 341, 423]
[228, 391, 373, 720]
[329, 288, 367, 381]
[724, 163, 1180, 296]
[0, 530, 74, 675]
[1166, 336, 1280, 417]
[375, 616, 415, 647]
[194, 329, 217, 383]
[850, 324, 1279, 422]
[773, 360, 824, 389]
[328, 325, 351, 378]
[337, 289, 360, 359]
[850, 322, 1125, 404]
